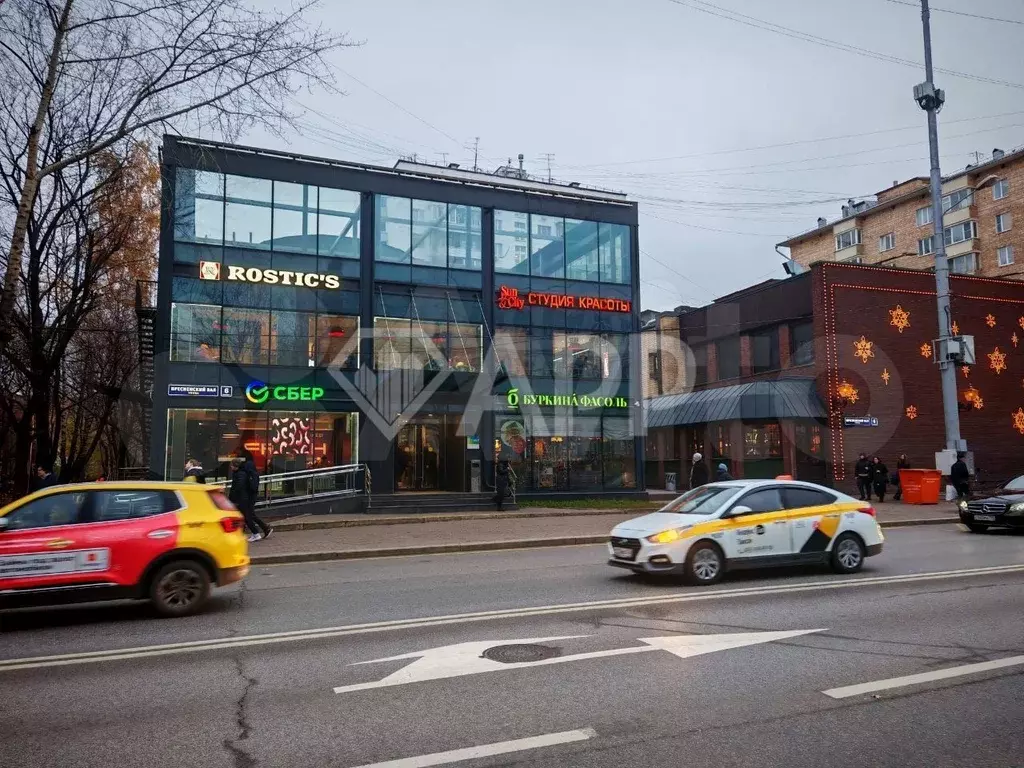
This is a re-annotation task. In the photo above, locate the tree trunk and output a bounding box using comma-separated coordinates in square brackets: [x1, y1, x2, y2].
[0, 0, 75, 349]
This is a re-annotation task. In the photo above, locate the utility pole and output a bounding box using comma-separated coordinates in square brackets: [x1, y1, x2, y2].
[915, 0, 966, 457]
[472, 137, 480, 171]
[542, 153, 555, 182]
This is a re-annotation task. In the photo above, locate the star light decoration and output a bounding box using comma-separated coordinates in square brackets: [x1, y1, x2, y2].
[889, 305, 910, 334]
[1014, 408, 1024, 435]
[853, 336, 875, 364]
[951, 321, 960, 335]
[920, 342, 933, 359]
[986, 314, 997, 328]
[906, 405, 919, 421]
[989, 347, 1008, 375]
[1019, 316, 1024, 331]
[881, 368, 891, 385]
[961, 365, 971, 378]
[837, 380, 859, 404]
[1013, 333, 1019, 348]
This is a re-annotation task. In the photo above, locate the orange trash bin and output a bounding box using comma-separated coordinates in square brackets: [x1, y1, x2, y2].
[899, 469, 943, 504]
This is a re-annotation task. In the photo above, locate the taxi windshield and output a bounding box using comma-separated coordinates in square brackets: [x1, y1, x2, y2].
[660, 485, 736, 516]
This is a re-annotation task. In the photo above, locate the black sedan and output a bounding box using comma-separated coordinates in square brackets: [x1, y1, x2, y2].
[959, 474, 1024, 532]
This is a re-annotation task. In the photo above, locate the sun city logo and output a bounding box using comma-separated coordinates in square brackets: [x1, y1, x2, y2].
[495, 285, 631, 313]
[506, 387, 629, 409]
[199, 261, 341, 289]
[245, 381, 324, 405]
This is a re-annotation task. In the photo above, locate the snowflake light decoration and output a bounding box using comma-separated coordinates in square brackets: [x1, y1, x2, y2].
[1014, 408, 1024, 435]
[964, 386, 984, 410]
[951, 321, 960, 335]
[881, 368, 891, 385]
[853, 336, 875, 364]
[986, 314, 997, 328]
[837, 380, 859, 404]
[989, 347, 1007, 375]
[920, 343, 933, 359]
[961, 365, 971, 378]
[889, 305, 910, 333]
[1013, 333, 1019, 348]
[1019, 316, 1024, 331]
[906, 405, 919, 420]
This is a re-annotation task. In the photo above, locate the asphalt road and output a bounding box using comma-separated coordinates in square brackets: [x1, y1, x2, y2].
[2, 524, 1023, 768]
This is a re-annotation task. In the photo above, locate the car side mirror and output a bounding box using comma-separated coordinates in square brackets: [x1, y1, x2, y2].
[726, 505, 753, 518]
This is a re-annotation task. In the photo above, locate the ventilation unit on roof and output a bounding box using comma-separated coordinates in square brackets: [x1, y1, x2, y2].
[817, 217, 827, 227]
[993, 148, 1005, 160]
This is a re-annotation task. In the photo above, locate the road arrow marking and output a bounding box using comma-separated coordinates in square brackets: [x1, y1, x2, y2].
[333, 629, 823, 694]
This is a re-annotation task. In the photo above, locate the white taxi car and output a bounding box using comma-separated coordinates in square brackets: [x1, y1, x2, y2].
[609, 479, 883, 585]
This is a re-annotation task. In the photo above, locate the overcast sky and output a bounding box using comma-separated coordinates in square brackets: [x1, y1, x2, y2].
[241, 0, 1024, 311]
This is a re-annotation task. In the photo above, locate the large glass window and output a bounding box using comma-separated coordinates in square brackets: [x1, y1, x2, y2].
[494, 327, 529, 376]
[555, 332, 603, 380]
[270, 310, 315, 367]
[374, 316, 412, 369]
[568, 417, 602, 490]
[316, 315, 360, 369]
[790, 322, 814, 366]
[716, 336, 741, 380]
[412, 199, 447, 268]
[221, 308, 269, 365]
[318, 187, 361, 258]
[599, 223, 631, 284]
[530, 215, 564, 278]
[170, 303, 221, 362]
[750, 328, 780, 374]
[225, 175, 272, 249]
[603, 416, 637, 489]
[448, 204, 482, 271]
[174, 169, 224, 243]
[494, 210, 529, 274]
[376, 195, 412, 263]
[565, 218, 600, 281]
[272, 181, 316, 253]
[448, 323, 482, 372]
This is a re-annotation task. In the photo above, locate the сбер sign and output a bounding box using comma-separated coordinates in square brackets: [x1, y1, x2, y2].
[496, 285, 631, 313]
[199, 261, 341, 289]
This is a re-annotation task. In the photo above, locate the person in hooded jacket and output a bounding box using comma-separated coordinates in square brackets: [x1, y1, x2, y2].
[494, 460, 510, 510]
[229, 454, 271, 542]
[689, 452, 709, 489]
[892, 453, 910, 501]
[716, 463, 733, 482]
[872, 456, 889, 502]
[854, 453, 873, 501]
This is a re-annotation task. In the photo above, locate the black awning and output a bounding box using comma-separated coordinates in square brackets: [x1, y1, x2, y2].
[645, 378, 826, 429]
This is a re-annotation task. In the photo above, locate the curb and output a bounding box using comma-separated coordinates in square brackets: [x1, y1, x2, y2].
[269, 507, 655, 531]
[249, 516, 958, 565]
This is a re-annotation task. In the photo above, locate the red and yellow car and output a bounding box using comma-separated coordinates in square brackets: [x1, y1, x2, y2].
[0, 482, 249, 616]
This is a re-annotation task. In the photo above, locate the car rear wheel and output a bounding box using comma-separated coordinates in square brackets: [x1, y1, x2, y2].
[150, 560, 211, 617]
[965, 523, 989, 534]
[830, 533, 865, 574]
[685, 541, 724, 586]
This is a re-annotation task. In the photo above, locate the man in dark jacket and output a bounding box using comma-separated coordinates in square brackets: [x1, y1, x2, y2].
[229, 455, 270, 542]
[716, 463, 733, 482]
[494, 460, 510, 510]
[184, 459, 206, 484]
[893, 454, 910, 501]
[872, 456, 889, 503]
[690, 452, 709, 489]
[33, 465, 57, 491]
[950, 452, 971, 500]
[854, 454, 872, 501]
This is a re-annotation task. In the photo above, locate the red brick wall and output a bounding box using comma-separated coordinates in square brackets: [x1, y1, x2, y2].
[814, 262, 1024, 490]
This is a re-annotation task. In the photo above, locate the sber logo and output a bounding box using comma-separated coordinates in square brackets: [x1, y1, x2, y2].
[245, 381, 270, 404]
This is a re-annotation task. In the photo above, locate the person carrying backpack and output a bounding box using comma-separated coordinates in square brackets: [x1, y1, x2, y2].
[230, 454, 271, 542]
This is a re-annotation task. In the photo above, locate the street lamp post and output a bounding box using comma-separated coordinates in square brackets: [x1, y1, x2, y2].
[915, 0, 967, 457]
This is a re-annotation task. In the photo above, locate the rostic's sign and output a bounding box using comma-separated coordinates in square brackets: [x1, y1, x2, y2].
[496, 285, 631, 313]
[245, 381, 324, 405]
[506, 387, 628, 409]
[200, 261, 341, 289]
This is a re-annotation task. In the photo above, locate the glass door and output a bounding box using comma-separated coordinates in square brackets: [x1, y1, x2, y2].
[395, 420, 444, 491]
[395, 424, 419, 490]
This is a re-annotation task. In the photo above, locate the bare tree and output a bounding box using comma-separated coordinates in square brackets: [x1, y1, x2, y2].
[0, 0, 351, 350]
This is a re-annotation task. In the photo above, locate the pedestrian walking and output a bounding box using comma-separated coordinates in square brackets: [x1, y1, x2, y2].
[872, 456, 889, 502]
[950, 452, 971, 501]
[229, 455, 271, 542]
[854, 453, 872, 501]
[494, 460, 510, 510]
[183, 458, 206, 484]
[33, 465, 57, 492]
[716, 462, 733, 482]
[690, 452, 709, 489]
[892, 453, 910, 501]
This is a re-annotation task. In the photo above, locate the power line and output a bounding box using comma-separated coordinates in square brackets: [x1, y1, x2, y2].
[887, 0, 1024, 25]
[663, 0, 1024, 90]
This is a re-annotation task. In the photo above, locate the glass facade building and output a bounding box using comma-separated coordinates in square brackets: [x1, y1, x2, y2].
[153, 137, 643, 494]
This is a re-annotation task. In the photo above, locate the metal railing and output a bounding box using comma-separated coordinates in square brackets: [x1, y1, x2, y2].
[210, 463, 370, 508]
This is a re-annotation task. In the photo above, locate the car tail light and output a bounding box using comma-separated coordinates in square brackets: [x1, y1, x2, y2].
[860, 506, 877, 517]
[220, 516, 245, 533]
[209, 490, 236, 511]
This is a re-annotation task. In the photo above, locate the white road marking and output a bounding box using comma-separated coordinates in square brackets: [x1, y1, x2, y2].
[1, 563, 1022, 672]
[348, 728, 597, 768]
[334, 629, 821, 694]
[823, 655, 1024, 699]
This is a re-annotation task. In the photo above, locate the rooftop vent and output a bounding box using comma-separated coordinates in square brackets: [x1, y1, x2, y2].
[993, 148, 1005, 160]
[817, 217, 827, 227]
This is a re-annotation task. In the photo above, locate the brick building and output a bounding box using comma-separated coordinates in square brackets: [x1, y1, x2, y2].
[778, 146, 1024, 280]
[644, 262, 1024, 495]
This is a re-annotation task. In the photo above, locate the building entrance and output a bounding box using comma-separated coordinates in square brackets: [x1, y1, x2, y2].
[395, 418, 443, 491]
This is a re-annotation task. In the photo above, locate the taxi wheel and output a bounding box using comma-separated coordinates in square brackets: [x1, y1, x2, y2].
[830, 533, 865, 574]
[150, 560, 211, 617]
[684, 541, 724, 586]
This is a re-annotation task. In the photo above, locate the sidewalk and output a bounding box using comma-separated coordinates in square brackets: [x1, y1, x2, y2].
[248, 501, 959, 565]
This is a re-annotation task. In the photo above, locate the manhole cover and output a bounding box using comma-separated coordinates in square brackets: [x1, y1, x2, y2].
[482, 644, 563, 664]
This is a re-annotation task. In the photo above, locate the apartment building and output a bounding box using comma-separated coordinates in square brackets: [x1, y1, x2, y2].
[779, 146, 1023, 279]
